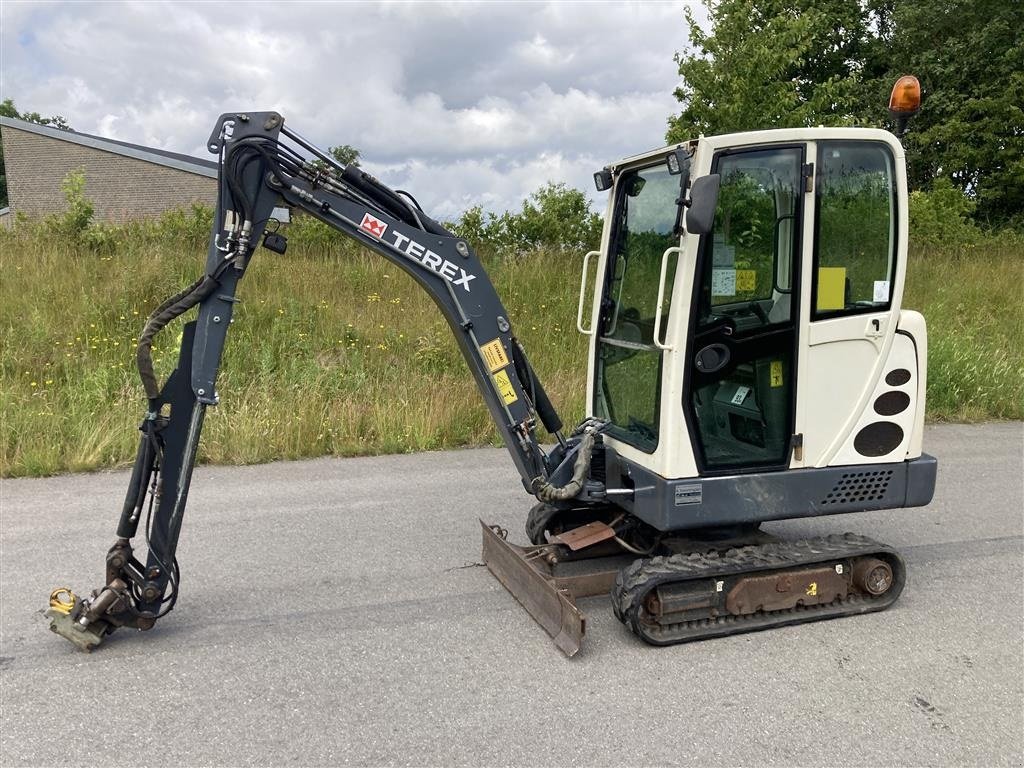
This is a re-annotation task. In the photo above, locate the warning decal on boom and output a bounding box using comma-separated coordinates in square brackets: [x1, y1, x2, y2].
[493, 369, 518, 404]
[480, 339, 510, 373]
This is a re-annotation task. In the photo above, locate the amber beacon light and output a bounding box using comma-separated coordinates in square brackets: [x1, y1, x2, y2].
[888, 75, 922, 134]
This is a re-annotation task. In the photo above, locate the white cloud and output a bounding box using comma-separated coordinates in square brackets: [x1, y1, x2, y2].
[1, 0, 701, 214]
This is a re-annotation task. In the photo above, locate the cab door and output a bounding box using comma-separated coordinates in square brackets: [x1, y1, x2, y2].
[684, 145, 806, 473]
[797, 138, 908, 467]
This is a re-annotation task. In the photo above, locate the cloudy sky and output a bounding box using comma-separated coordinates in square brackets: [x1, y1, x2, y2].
[2, 1, 703, 218]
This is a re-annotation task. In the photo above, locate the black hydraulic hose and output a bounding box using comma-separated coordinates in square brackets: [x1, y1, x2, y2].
[116, 428, 156, 539]
[224, 147, 257, 223]
[531, 430, 596, 502]
[394, 190, 424, 211]
[133, 138, 286, 401]
[136, 275, 220, 402]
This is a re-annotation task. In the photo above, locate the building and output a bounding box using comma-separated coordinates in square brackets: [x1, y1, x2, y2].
[0, 116, 217, 221]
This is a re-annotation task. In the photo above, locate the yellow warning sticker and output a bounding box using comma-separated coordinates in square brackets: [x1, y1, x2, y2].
[736, 269, 756, 293]
[480, 338, 510, 373]
[806, 582, 818, 597]
[493, 369, 518, 405]
[770, 360, 784, 388]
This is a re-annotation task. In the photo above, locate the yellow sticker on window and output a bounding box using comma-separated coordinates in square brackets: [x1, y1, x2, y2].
[493, 369, 518, 405]
[770, 360, 784, 388]
[817, 267, 846, 311]
[736, 269, 756, 293]
[480, 338, 509, 373]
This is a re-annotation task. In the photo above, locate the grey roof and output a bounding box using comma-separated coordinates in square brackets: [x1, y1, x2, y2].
[0, 116, 217, 178]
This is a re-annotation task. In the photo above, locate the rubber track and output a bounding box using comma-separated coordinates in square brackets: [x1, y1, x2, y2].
[611, 533, 905, 646]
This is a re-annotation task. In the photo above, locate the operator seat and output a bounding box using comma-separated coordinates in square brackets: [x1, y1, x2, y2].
[768, 292, 791, 324]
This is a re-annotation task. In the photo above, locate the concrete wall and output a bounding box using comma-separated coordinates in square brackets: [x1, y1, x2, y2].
[2, 125, 216, 222]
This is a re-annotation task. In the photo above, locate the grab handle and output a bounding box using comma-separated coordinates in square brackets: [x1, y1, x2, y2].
[652, 247, 682, 351]
[577, 250, 600, 335]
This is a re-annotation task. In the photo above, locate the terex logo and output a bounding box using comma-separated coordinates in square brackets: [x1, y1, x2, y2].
[386, 227, 477, 293]
[359, 213, 388, 239]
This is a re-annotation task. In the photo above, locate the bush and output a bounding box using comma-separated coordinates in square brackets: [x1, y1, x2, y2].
[449, 183, 602, 258]
[285, 212, 348, 251]
[909, 178, 981, 249]
[53, 169, 94, 239]
[155, 203, 215, 250]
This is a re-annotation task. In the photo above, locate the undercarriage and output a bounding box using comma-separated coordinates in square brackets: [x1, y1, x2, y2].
[482, 514, 903, 655]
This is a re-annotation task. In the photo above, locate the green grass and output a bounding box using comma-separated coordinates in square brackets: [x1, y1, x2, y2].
[902, 235, 1024, 421]
[1, 223, 1020, 477]
[0, 226, 589, 477]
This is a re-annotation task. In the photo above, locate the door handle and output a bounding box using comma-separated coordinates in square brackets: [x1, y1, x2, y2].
[866, 316, 885, 338]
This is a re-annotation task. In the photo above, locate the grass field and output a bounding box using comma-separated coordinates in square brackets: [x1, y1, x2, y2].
[1, 221, 1021, 477]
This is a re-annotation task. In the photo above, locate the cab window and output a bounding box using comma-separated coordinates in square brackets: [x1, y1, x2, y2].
[697, 147, 802, 329]
[813, 142, 897, 318]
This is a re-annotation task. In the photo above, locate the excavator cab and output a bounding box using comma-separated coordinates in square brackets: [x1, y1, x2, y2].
[579, 129, 935, 533]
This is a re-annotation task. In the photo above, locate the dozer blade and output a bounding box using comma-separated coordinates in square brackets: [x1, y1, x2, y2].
[481, 521, 586, 656]
[480, 521, 636, 655]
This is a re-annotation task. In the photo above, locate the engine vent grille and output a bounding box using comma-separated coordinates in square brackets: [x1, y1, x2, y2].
[821, 469, 894, 506]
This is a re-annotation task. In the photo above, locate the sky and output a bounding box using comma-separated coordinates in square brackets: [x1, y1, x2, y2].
[1, 1, 704, 218]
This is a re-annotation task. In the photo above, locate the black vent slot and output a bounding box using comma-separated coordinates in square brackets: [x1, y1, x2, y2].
[821, 469, 894, 506]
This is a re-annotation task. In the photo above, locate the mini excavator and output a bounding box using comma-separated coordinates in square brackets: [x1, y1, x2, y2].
[47, 77, 936, 655]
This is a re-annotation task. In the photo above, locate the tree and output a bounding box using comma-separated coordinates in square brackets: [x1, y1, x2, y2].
[667, 0, 873, 141]
[669, 0, 1024, 225]
[0, 99, 73, 208]
[515, 182, 602, 253]
[874, 0, 1024, 225]
[329, 145, 360, 167]
[308, 144, 360, 178]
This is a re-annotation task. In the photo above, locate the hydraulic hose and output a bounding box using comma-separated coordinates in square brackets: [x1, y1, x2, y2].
[136, 275, 220, 402]
[531, 430, 595, 503]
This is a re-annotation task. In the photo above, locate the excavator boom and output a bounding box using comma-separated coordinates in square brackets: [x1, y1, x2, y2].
[47, 111, 597, 649]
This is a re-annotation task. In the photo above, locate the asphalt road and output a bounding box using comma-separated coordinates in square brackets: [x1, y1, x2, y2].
[1, 423, 1021, 767]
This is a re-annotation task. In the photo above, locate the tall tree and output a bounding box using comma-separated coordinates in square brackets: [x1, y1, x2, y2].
[879, 0, 1024, 224]
[667, 0, 872, 141]
[0, 99, 73, 208]
[670, 0, 1024, 224]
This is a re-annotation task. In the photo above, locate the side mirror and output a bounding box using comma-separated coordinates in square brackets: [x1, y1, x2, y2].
[685, 174, 721, 235]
